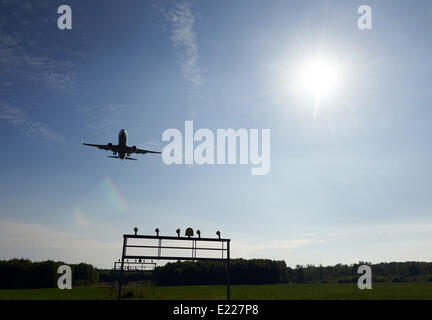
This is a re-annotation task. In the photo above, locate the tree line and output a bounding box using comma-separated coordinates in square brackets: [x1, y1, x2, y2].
[151, 259, 432, 285]
[0, 259, 98, 289]
[3, 258, 432, 288]
[151, 259, 293, 285]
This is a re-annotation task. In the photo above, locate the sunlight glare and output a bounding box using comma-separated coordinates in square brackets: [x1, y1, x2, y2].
[298, 59, 340, 99]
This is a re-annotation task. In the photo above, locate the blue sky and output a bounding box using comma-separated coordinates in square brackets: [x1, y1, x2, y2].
[1, 0, 432, 268]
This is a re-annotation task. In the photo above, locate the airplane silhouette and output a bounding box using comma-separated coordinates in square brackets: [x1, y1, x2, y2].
[83, 129, 161, 160]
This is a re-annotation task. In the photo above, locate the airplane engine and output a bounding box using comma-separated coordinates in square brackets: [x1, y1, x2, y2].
[107, 142, 113, 147]
[132, 145, 137, 152]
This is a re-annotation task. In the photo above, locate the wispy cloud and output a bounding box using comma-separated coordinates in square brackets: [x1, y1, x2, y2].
[0, 103, 64, 142]
[0, 2, 75, 143]
[231, 218, 432, 266]
[0, 31, 75, 94]
[79, 103, 124, 134]
[233, 236, 324, 260]
[165, 1, 205, 88]
[0, 219, 120, 268]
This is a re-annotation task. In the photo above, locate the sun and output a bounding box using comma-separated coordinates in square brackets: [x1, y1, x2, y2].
[298, 59, 340, 100]
[275, 51, 346, 115]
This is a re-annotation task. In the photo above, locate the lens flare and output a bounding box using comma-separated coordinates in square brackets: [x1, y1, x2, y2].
[73, 208, 89, 227]
[102, 176, 128, 214]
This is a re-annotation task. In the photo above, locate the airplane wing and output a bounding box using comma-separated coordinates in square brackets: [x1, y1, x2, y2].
[135, 148, 161, 155]
[82, 141, 117, 152]
[125, 145, 161, 154]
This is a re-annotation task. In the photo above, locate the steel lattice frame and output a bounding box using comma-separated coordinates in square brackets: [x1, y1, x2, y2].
[116, 232, 231, 300]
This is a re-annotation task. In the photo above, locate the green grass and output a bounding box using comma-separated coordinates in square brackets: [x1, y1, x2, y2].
[1, 283, 432, 300]
[0, 285, 111, 300]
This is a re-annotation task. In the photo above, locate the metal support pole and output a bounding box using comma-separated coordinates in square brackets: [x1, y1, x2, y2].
[226, 240, 230, 300]
[117, 237, 128, 300]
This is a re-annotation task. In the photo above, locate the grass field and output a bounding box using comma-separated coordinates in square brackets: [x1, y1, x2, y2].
[1, 282, 432, 300]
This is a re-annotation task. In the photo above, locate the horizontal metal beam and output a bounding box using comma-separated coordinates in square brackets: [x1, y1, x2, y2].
[114, 261, 156, 265]
[124, 234, 230, 242]
[124, 255, 229, 262]
[126, 244, 227, 251]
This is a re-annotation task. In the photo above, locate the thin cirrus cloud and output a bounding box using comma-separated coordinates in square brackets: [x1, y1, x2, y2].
[233, 237, 322, 260]
[0, 103, 64, 143]
[78, 103, 124, 134]
[0, 0, 75, 94]
[0, 32, 75, 94]
[0, 219, 120, 268]
[165, 1, 205, 88]
[0, 26, 73, 143]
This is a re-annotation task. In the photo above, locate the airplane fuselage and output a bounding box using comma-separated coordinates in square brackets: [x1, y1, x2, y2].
[118, 129, 128, 160]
